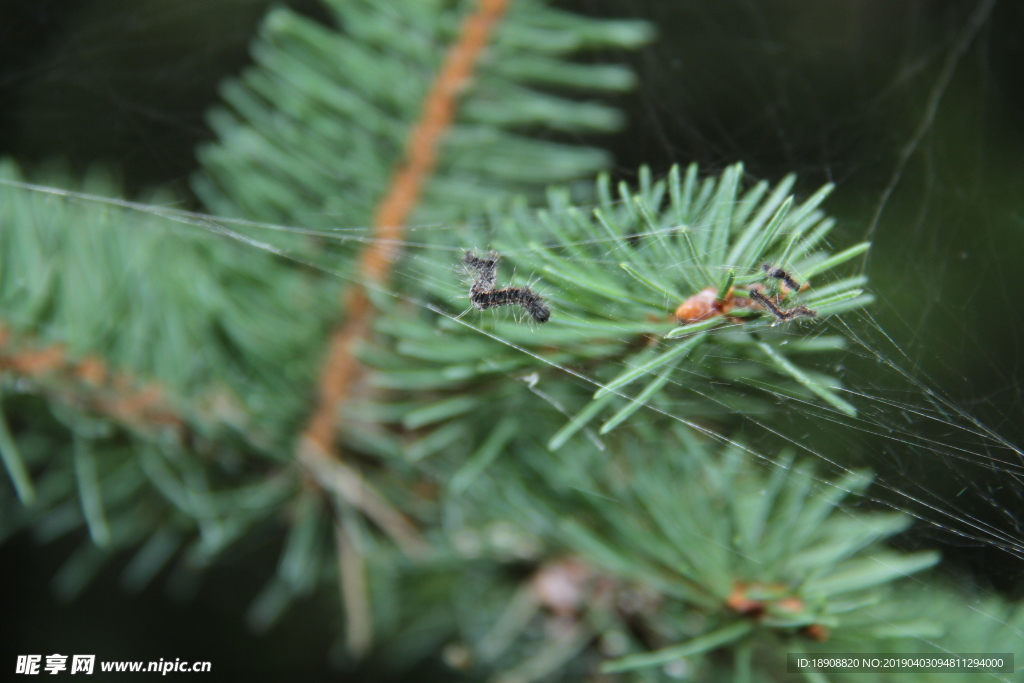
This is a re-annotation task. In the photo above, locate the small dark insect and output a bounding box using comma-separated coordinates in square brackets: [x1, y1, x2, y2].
[749, 289, 816, 325]
[463, 250, 550, 323]
[762, 264, 802, 292]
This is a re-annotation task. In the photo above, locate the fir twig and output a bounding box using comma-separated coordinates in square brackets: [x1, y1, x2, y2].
[299, 0, 511, 454]
[296, 0, 512, 563]
[0, 0, 655, 655]
[365, 163, 874, 460]
[0, 325, 183, 432]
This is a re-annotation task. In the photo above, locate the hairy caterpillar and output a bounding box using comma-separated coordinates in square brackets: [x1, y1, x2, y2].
[463, 250, 550, 323]
[762, 264, 802, 292]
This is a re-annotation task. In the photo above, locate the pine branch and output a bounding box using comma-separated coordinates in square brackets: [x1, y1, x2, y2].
[192, 0, 652, 242]
[446, 427, 945, 680]
[0, 324, 182, 433]
[0, 161, 331, 448]
[189, 0, 653, 645]
[359, 163, 872, 472]
[0, 160, 329, 604]
[1, 0, 657, 660]
[302, 0, 514, 461]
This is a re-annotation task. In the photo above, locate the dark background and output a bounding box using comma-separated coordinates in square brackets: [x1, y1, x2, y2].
[2, 0, 1023, 680]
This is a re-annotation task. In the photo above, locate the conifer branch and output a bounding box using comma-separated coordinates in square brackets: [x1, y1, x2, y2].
[1, 0, 655, 651]
[370, 0, 512, 275]
[297, 0, 513, 559]
[469, 429, 945, 679]
[365, 163, 874, 463]
[300, 0, 511, 457]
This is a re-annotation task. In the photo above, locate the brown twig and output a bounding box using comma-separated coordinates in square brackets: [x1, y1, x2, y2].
[297, 0, 512, 550]
[304, 0, 510, 451]
[0, 325, 182, 430]
[365, 0, 512, 284]
[303, 0, 510, 455]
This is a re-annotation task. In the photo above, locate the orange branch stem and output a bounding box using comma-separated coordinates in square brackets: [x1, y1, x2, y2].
[301, 0, 511, 457]
[0, 326, 182, 430]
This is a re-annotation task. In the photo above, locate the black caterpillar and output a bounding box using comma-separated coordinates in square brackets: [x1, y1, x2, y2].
[462, 250, 550, 323]
[762, 263, 802, 292]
